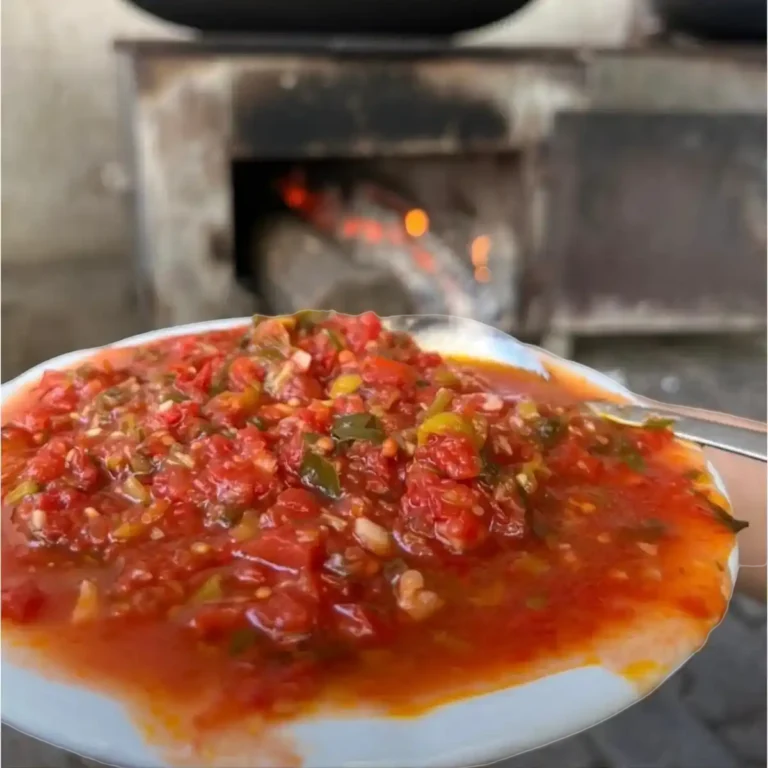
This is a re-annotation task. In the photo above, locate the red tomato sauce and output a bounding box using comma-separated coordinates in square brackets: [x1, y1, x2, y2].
[1, 312, 739, 749]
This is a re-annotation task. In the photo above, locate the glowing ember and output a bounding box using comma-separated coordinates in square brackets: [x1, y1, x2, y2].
[284, 185, 308, 209]
[470, 235, 492, 282]
[274, 172, 482, 313]
[278, 176, 439, 276]
[471, 235, 491, 267]
[404, 209, 430, 238]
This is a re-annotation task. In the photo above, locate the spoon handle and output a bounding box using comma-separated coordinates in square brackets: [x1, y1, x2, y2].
[588, 403, 767, 462]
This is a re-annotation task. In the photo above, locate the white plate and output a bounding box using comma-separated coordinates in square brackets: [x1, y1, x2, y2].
[1, 317, 738, 768]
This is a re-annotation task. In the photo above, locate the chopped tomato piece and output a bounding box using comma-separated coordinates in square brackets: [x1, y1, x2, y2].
[332, 603, 390, 645]
[23, 436, 70, 486]
[361, 356, 417, 388]
[2, 581, 45, 622]
[420, 433, 482, 481]
[261, 489, 321, 528]
[236, 526, 323, 574]
[228, 357, 266, 391]
[203, 457, 273, 507]
[246, 589, 317, 644]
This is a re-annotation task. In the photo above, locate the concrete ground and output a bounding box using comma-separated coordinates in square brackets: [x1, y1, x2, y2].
[2, 260, 766, 767]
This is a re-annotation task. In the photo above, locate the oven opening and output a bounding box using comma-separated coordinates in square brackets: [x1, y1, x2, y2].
[232, 155, 524, 327]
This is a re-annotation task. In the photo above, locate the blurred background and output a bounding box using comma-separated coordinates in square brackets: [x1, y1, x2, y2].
[1, 0, 766, 765]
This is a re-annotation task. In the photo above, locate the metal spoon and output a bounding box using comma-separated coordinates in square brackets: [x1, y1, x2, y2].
[385, 314, 766, 463]
[385, 314, 550, 378]
[584, 401, 767, 462]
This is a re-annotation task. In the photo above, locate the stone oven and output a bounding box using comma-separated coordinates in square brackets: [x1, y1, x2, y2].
[115, 38, 766, 353]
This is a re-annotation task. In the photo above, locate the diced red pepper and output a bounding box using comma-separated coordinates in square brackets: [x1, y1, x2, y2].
[420, 433, 482, 481]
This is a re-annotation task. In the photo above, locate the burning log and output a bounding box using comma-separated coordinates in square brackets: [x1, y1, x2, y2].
[251, 161, 519, 325]
[255, 213, 415, 316]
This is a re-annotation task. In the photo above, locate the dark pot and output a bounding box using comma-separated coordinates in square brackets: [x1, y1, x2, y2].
[654, 0, 766, 42]
[126, 0, 535, 35]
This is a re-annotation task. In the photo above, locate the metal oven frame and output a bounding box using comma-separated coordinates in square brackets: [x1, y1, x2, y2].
[116, 38, 766, 352]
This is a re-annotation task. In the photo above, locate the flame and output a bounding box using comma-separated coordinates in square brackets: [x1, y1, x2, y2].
[277, 172, 447, 286]
[470, 235, 491, 267]
[284, 185, 308, 209]
[470, 235, 492, 282]
[278, 172, 327, 224]
[404, 209, 429, 238]
[341, 217, 401, 244]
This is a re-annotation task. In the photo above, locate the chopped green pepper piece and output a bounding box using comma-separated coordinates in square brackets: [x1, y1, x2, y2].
[468, 413, 489, 449]
[331, 413, 385, 445]
[99, 387, 127, 407]
[323, 328, 345, 350]
[122, 475, 150, 505]
[618, 441, 646, 472]
[118, 413, 137, 435]
[303, 432, 322, 446]
[275, 315, 297, 329]
[478, 447, 501, 482]
[528, 507, 551, 540]
[229, 628, 259, 656]
[5, 479, 40, 505]
[191, 574, 223, 604]
[209, 358, 234, 395]
[514, 460, 542, 495]
[433, 366, 460, 387]
[525, 595, 548, 611]
[642, 415, 677, 431]
[166, 389, 189, 403]
[266, 362, 293, 395]
[257, 347, 287, 363]
[130, 454, 153, 475]
[591, 435, 646, 473]
[329, 374, 363, 398]
[422, 388, 454, 420]
[300, 451, 342, 499]
[112, 521, 145, 540]
[536, 416, 566, 449]
[623, 518, 668, 542]
[417, 412, 476, 447]
[516, 400, 539, 421]
[75, 364, 97, 381]
[702, 496, 749, 533]
[295, 309, 332, 331]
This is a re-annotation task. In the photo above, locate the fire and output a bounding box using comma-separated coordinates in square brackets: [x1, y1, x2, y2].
[284, 185, 308, 209]
[277, 172, 326, 222]
[404, 209, 429, 238]
[341, 217, 402, 245]
[470, 235, 492, 283]
[471, 235, 491, 267]
[276, 171, 451, 287]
